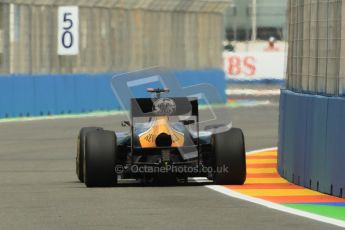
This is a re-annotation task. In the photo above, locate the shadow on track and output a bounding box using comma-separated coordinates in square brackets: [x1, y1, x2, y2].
[68, 178, 213, 188]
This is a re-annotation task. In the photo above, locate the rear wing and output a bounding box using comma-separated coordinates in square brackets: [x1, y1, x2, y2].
[130, 97, 198, 117]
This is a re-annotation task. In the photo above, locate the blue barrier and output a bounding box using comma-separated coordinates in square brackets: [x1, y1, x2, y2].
[277, 86, 286, 176]
[305, 95, 330, 192]
[280, 92, 309, 185]
[326, 98, 345, 197]
[0, 70, 226, 118]
[0, 77, 13, 117]
[278, 90, 345, 198]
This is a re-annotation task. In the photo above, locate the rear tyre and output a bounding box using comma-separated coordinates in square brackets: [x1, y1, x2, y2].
[84, 130, 117, 187]
[76, 127, 103, 182]
[212, 128, 246, 185]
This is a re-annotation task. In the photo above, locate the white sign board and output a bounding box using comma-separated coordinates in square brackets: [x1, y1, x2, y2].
[223, 52, 286, 80]
[58, 6, 79, 55]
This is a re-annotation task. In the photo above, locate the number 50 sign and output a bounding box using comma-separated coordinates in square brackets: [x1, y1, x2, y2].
[58, 6, 79, 55]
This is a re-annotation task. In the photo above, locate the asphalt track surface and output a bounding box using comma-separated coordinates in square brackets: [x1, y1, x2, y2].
[0, 105, 343, 230]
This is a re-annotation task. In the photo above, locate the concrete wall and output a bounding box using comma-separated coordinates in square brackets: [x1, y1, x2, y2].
[286, 0, 343, 96]
[0, 0, 228, 74]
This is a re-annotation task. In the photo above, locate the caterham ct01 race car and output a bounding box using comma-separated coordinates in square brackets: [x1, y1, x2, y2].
[76, 88, 246, 187]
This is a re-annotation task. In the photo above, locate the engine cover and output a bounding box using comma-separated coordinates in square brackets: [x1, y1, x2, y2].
[138, 116, 184, 148]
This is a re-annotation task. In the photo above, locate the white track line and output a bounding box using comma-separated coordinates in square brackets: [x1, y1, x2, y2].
[226, 89, 281, 96]
[0, 111, 127, 124]
[206, 186, 345, 228]
[230, 100, 272, 107]
[205, 147, 345, 228]
[246, 147, 277, 155]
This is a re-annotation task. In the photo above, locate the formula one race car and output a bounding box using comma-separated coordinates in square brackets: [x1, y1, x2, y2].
[76, 88, 246, 187]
